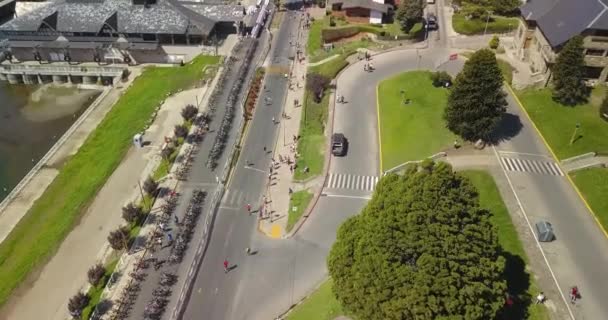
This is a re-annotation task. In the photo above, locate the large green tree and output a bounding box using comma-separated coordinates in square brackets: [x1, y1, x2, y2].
[328, 161, 506, 320]
[396, 0, 424, 32]
[444, 49, 506, 141]
[552, 36, 588, 106]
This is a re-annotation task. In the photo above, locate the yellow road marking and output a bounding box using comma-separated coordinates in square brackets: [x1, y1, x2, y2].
[376, 85, 383, 173]
[505, 83, 608, 240]
[270, 224, 283, 239]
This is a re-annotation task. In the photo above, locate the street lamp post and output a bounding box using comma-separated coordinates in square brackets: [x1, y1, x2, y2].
[483, 11, 493, 36]
[569, 123, 581, 145]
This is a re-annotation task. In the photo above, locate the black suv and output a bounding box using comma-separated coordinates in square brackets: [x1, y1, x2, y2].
[331, 133, 347, 156]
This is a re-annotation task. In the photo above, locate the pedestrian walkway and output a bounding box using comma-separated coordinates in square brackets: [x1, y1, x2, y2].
[500, 156, 564, 176]
[258, 12, 309, 239]
[325, 173, 378, 191]
[0, 81, 213, 320]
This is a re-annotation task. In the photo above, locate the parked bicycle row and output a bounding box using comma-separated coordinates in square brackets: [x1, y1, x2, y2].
[207, 41, 259, 169]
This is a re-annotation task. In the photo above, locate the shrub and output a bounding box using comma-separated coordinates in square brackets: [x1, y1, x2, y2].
[142, 176, 158, 195]
[161, 146, 174, 160]
[174, 124, 188, 138]
[430, 71, 452, 87]
[107, 226, 130, 251]
[321, 26, 359, 42]
[67, 292, 89, 318]
[600, 95, 608, 122]
[489, 35, 500, 49]
[87, 263, 106, 286]
[306, 73, 331, 103]
[181, 104, 198, 121]
[121, 203, 142, 224]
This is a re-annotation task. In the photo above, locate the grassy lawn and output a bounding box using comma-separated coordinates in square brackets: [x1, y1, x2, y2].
[516, 87, 608, 159]
[377, 71, 457, 171]
[307, 18, 325, 56]
[0, 55, 220, 308]
[570, 167, 608, 231]
[460, 170, 549, 320]
[498, 58, 514, 85]
[310, 37, 378, 63]
[286, 279, 343, 320]
[452, 13, 518, 35]
[286, 189, 314, 232]
[295, 92, 328, 180]
[309, 52, 349, 79]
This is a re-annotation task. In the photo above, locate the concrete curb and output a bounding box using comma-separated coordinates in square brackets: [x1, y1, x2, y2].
[504, 82, 608, 241]
[561, 152, 596, 165]
[284, 44, 437, 239]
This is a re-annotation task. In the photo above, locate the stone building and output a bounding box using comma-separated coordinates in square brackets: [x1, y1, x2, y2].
[0, 0, 246, 64]
[513, 0, 608, 84]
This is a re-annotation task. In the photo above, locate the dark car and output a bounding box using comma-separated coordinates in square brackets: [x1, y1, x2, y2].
[426, 14, 438, 30]
[331, 133, 347, 156]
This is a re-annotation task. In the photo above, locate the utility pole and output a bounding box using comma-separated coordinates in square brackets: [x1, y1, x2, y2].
[569, 123, 581, 145]
[483, 11, 493, 36]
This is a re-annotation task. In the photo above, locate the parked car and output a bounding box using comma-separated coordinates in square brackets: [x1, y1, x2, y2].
[331, 133, 347, 156]
[426, 13, 438, 30]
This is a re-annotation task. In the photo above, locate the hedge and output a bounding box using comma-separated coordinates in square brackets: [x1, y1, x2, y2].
[321, 25, 383, 42]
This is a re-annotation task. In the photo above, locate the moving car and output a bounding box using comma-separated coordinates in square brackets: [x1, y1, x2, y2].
[331, 133, 347, 156]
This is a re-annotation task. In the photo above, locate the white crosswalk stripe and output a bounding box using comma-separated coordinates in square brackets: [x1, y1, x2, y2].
[326, 173, 379, 191]
[221, 188, 250, 207]
[500, 157, 563, 176]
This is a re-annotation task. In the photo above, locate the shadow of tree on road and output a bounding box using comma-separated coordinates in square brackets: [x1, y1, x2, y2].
[487, 113, 523, 145]
[497, 251, 532, 320]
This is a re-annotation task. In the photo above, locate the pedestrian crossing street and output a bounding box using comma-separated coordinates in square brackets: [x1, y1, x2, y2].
[325, 173, 379, 191]
[500, 157, 564, 176]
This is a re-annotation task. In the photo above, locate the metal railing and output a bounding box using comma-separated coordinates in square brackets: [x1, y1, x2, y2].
[0, 64, 125, 76]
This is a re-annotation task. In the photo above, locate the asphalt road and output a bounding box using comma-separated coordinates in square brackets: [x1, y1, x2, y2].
[181, 3, 608, 320]
[179, 9, 306, 320]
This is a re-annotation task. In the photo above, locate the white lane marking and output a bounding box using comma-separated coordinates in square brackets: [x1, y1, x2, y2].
[493, 146, 575, 320]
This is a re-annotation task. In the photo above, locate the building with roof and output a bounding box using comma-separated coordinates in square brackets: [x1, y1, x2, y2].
[328, 0, 392, 24]
[0, 0, 247, 64]
[513, 0, 608, 83]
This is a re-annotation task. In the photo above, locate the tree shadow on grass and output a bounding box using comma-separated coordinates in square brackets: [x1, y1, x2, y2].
[497, 251, 532, 320]
[487, 113, 523, 145]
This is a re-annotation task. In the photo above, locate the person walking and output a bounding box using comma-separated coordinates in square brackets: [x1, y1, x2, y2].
[263, 146, 267, 152]
[246, 203, 251, 213]
[223, 259, 229, 273]
[570, 286, 579, 303]
[245, 247, 252, 255]
[535, 292, 545, 304]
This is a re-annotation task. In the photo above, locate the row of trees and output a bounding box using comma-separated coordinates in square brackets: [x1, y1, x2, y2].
[444, 36, 591, 145]
[67, 176, 158, 318]
[67, 104, 196, 318]
[328, 161, 506, 319]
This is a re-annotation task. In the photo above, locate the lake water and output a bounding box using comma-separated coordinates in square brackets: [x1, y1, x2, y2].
[0, 82, 101, 202]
